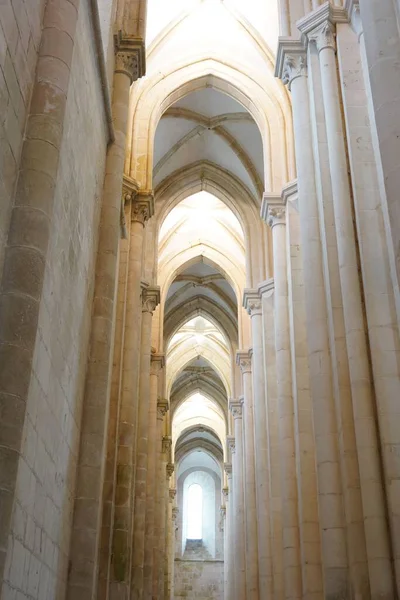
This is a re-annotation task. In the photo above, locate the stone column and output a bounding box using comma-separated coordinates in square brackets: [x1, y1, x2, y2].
[143, 353, 165, 599]
[109, 188, 154, 598]
[276, 41, 348, 597]
[222, 486, 229, 600]
[258, 280, 285, 600]
[337, 11, 398, 596]
[243, 293, 273, 598]
[224, 463, 234, 600]
[153, 409, 168, 599]
[228, 407, 246, 599]
[263, 201, 302, 600]
[157, 434, 171, 599]
[132, 286, 160, 600]
[236, 352, 259, 600]
[301, 9, 395, 595]
[168, 479, 177, 599]
[68, 39, 145, 598]
[359, 0, 400, 289]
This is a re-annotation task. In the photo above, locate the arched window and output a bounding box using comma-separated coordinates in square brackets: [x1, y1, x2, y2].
[187, 483, 203, 539]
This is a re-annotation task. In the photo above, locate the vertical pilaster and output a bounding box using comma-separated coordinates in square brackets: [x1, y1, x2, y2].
[300, 6, 393, 594]
[236, 352, 259, 600]
[263, 200, 303, 600]
[224, 463, 234, 600]
[109, 190, 154, 599]
[143, 354, 165, 599]
[222, 486, 229, 600]
[153, 412, 169, 600]
[276, 41, 348, 598]
[167, 476, 176, 599]
[131, 286, 160, 600]
[228, 405, 246, 599]
[243, 293, 274, 598]
[68, 39, 145, 600]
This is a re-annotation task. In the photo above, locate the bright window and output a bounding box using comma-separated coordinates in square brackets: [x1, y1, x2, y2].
[187, 483, 203, 539]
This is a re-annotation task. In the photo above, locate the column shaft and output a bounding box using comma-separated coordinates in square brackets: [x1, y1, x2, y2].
[259, 281, 285, 600]
[244, 302, 274, 598]
[237, 355, 259, 600]
[338, 22, 397, 596]
[278, 49, 348, 595]
[225, 468, 234, 600]
[110, 211, 147, 597]
[68, 48, 143, 598]
[131, 288, 159, 600]
[268, 213, 302, 600]
[143, 355, 164, 599]
[313, 23, 390, 595]
[229, 408, 246, 599]
[98, 199, 131, 600]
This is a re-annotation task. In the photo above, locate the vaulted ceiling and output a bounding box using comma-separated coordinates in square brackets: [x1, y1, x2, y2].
[154, 89, 264, 200]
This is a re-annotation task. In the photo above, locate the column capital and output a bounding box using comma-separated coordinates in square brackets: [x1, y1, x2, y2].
[224, 462, 232, 476]
[275, 38, 307, 90]
[227, 435, 236, 454]
[122, 175, 140, 204]
[151, 352, 165, 373]
[261, 180, 298, 226]
[229, 398, 243, 419]
[157, 400, 169, 420]
[169, 488, 176, 501]
[236, 350, 252, 374]
[166, 463, 175, 478]
[142, 285, 160, 314]
[297, 2, 348, 53]
[131, 191, 154, 226]
[162, 435, 172, 453]
[243, 289, 262, 316]
[258, 278, 274, 299]
[114, 32, 145, 82]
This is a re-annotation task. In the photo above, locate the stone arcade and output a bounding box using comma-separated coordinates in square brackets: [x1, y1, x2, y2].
[1, 0, 400, 599]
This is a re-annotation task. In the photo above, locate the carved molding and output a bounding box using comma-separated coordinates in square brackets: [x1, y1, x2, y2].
[222, 486, 229, 499]
[275, 38, 307, 90]
[224, 462, 232, 476]
[227, 435, 236, 454]
[114, 32, 146, 82]
[169, 488, 176, 501]
[308, 20, 336, 52]
[157, 400, 169, 420]
[297, 2, 348, 54]
[258, 278, 274, 299]
[151, 353, 165, 374]
[142, 286, 160, 314]
[166, 463, 175, 478]
[283, 53, 307, 90]
[268, 205, 286, 229]
[172, 506, 179, 520]
[162, 435, 172, 453]
[236, 349, 252, 374]
[243, 288, 262, 316]
[131, 191, 154, 226]
[229, 398, 243, 419]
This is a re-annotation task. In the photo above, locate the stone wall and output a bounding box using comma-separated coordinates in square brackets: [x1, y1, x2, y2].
[0, 0, 46, 275]
[174, 558, 224, 600]
[1, 0, 109, 597]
